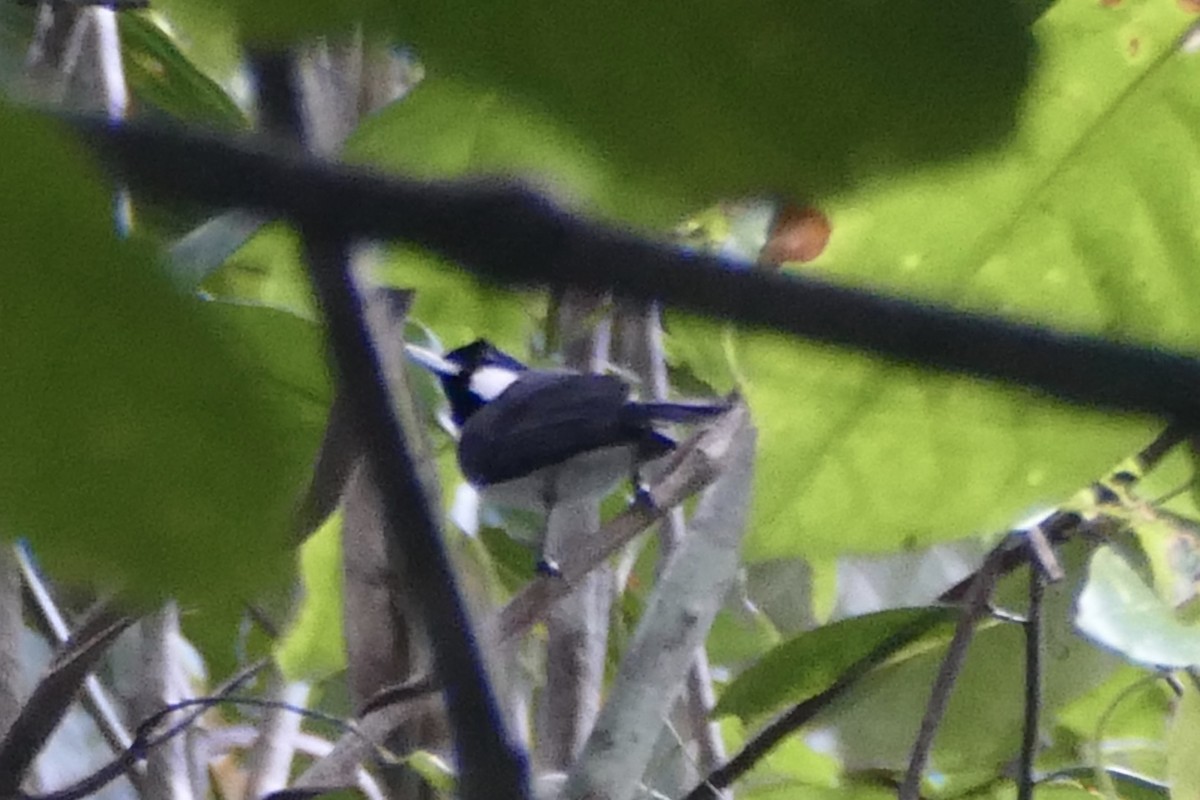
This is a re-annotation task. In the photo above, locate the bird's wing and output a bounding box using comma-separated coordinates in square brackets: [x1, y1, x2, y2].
[457, 372, 641, 486]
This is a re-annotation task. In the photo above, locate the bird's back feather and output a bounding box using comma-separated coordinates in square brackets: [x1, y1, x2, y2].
[457, 372, 665, 487]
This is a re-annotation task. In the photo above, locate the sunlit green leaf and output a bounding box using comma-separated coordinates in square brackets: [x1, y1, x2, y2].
[277, 510, 347, 681]
[119, 12, 246, 129]
[373, 246, 539, 357]
[136, 2, 242, 91]
[719, 716, 839, 795]
[202, 221, 317, 317]
[1167, 686, 1200, 800]
[405, 750, 456, 794]
[676, 1, 1199, 560]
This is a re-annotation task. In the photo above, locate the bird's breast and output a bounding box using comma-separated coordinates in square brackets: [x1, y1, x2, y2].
[475, 444, 639, 511]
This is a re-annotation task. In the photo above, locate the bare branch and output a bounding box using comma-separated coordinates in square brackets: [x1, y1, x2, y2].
[899, 551, 1003, 800]
[0, 607, 134, 797]
[1018, 567, 1046, 800]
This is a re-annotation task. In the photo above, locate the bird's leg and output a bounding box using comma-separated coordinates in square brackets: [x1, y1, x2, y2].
[535, 483, 563, 578]
[629, 465, 656, 511]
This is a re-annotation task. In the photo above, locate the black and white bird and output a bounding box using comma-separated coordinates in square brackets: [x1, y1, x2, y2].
[406, 339, 728, 518]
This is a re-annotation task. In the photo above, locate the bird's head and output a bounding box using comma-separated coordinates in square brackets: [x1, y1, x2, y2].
[406, 339, 528, 427]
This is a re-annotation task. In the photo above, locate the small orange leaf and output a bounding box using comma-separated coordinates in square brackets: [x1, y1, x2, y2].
[759, 203, 832, 265]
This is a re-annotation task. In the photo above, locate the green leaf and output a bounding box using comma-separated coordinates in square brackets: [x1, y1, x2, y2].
[344, 77, 670, 225]
[676, 1, 1200, 560]
[1168, 682, 1200, 800]
[133, 2, 242, 92]
[0, 106, 308, 607]
[1077, 546, 1200, 668]
[202, 221, 317, 317]
[730, 331, 1152, 560]
[714, 607, 954, 722]
[707, 603, 781, 668]
[1056, 666, 1169, 781]
[395, 2, 1034, 205]
[404, 750, 456, 794]
[203, 301, 331, 426]
[826, 561, 1119, 774]
[719, 716, 839, 794]
[119, 11, 247, 129]
[1047, 769, 1169, 800]
[373, 245, 539, 356]
[276, 510, 347, 681]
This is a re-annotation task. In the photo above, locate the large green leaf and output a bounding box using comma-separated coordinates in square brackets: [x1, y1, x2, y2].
[393, 2, 1034, 208]
[202, 3, 1033, 198]
[344, 77, 674, 226]
[820, 549, 1119, 775]
[0, 106, 309, 607]
[678, 0, 1200, 560]
[715, 607, 954, 723]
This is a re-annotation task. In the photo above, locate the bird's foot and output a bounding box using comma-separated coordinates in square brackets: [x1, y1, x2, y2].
[631, 480, 657, 511]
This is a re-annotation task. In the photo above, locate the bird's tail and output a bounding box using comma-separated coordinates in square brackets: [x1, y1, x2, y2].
[627, 401, 729, 423]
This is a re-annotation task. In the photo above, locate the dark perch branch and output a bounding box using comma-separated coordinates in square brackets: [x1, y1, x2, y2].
[1018, 566, 1045, 800]
[69, 115, 1200, 425]
[298, 229, 529, 800]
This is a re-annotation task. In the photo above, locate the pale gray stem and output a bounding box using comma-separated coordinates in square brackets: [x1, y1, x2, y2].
[536, 501, 610, 770]
[138, 604, 194, 800]
[563, 407, 755, 800]
[14, 546, 138, 775]
[535, 293, 612, 770]
[617, 300, 727, 779]
[0, 547, 23, 743]
[243, 669, 312, 798]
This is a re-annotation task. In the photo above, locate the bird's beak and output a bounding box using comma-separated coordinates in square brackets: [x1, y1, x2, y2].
[405, 343, 461, 376]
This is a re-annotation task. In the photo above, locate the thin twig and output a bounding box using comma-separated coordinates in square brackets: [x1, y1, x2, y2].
[1018, 565, 1045, 800]
[1134, 422, 1188, 473]
[14, 545, 138, 773]
[21, 659, 268, 800]
[899, 551, 1003, 800]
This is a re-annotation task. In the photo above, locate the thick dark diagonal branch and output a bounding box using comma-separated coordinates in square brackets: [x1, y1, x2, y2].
[298, 228, 529, 800]
[68, 115, 1200, 424]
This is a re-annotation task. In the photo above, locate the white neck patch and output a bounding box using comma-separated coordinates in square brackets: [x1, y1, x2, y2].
[470, 366, 520, 401]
